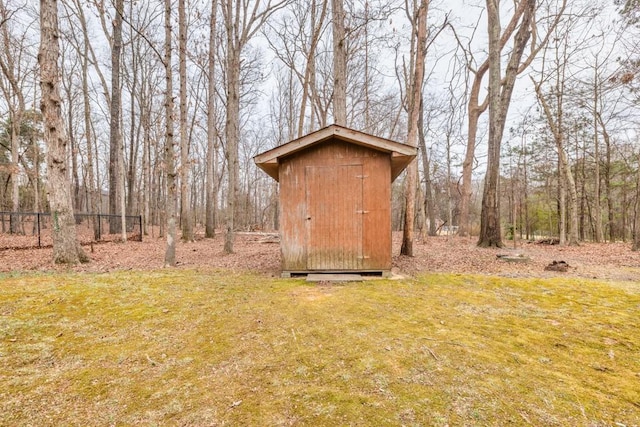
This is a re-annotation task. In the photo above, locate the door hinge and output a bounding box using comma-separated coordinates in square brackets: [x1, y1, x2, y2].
[357, 255, 371, 259]
[356, 210, 370, 214]
[356, 175, 369, 179]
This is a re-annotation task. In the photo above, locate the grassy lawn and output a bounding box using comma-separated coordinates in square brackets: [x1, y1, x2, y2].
[1, 270, 638, 426]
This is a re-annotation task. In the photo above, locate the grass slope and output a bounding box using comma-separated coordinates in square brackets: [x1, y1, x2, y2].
[1, 270, 639, 426]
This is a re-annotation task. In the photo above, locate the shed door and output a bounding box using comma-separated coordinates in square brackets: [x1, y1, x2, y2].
[306, 165, 363, 270]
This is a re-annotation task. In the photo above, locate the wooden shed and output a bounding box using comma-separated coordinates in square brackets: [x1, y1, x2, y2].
[254, 124, 416, 276]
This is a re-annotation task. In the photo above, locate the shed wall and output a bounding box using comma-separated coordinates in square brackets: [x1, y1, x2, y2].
[279, 139, 391, 271]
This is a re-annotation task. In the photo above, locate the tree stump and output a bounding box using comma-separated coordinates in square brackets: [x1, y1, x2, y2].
[544, 260, 569, 272]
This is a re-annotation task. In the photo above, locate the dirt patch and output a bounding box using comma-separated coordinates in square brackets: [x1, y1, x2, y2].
[1, 231, 639, 281]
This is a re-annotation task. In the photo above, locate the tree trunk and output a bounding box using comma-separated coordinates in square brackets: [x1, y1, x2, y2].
[82, 30, 99, 238]
[179, 0, 193, 242]
[126, 30, 139, 218]
[459, 76, 484, 237]
[33, 132, 40, 214]
[10, 111, 21, 233]
[478, 0, 504, 248]
[222, 1, 239, 252]
[142, 91, 150, 236]
[298, 0, 326, 137]
[163, 0, 177, 266]
[459, 0, 564, 237]
[579, 138, 586, 240]
[332, 0, 346, 126]
[593, 66, 603, 242]
[108, 0, 123, 234]
[478, 0, 534, 248]
[523, 145, 529, 240]
[444, 107, 456, 237]
[622, 174, 628, 242]
[205, 0, 218, 239]
[74, 0, 111, 112]
[224, 13, 240, 254]
[418, 100, 436, 236]
[565, 153, 580, 245]
[400, 0, 428, 256]
[0, 11, 26, 232]
[532, 43, 580, 247]
[39, 0, 88, 264]
[600, 117, 615, 242]
[119, 123, 127, 242]
[557, 156, 567, 245]
[633, 152, 640, 251]
[220, 0, 288, 251]
[66, 90, 81, 213]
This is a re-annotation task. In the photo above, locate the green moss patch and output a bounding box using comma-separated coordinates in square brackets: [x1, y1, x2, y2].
[1, 271, 638, 426]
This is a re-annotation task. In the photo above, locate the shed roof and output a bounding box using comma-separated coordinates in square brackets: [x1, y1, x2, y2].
[253, 124, 417, 182]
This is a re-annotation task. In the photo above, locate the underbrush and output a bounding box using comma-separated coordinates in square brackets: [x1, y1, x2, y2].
[1, 270, 638, 426]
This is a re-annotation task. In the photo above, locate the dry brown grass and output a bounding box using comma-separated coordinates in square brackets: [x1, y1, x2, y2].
[1, 270, 639, 426]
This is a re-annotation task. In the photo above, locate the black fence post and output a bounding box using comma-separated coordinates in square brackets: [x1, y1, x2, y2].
[2, 212, 143, 250]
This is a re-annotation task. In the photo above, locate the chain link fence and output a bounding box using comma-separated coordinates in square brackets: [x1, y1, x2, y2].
[0, 212, 142, 250]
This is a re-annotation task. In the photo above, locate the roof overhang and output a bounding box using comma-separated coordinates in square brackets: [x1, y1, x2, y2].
[253, 124, 417, 182]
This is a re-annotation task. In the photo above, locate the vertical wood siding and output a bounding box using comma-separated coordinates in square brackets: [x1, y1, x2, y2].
[306, 164, 363, 270]
[279, 139, 392, 271]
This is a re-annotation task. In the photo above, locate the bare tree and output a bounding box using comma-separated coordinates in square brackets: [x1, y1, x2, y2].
[417, 99, 437, 236]
[332, 0, 346, 125]
[0, 0, 27, 233]
[205, 0, 218, 238]
[122, 1, 164, 237]
[478, 0, 535, 248]
[58, 40, 82, 213]
[39, 0, 88, 264]
[301, 0, 327, 135]
[108, 0, 123, 235]
[63, 0, 100, 238]
[221, 0, 288, 254]
[531, 18, 582, 246]
[400, 0, 429, 256]
[458, 0, 565, 238]
[163, 0, 177, 266]
[179, 0, 193, 241]
[592, 56, 605, 242]
[264, 0, 328, 137]
[634, 150, 640, 250]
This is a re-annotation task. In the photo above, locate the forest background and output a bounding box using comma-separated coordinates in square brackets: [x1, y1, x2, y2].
[0, 0, 639, 264]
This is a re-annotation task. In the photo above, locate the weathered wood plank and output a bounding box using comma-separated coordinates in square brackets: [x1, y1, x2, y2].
[277, 137, 396, 272]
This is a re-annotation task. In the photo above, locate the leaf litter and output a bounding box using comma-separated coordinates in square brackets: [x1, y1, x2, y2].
[1, 231, 639, 282]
